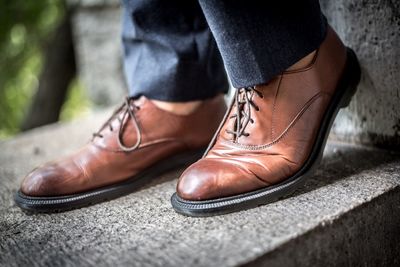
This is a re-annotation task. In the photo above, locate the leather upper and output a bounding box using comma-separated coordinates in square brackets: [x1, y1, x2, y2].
[177, 27, 348, 201]
[21, 95, 226, 196]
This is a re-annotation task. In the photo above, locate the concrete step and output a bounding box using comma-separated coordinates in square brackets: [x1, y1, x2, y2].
[0, 111, 399, 267]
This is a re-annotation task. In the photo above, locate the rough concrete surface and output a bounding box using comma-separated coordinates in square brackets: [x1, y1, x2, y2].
[0, 111, 399, 267]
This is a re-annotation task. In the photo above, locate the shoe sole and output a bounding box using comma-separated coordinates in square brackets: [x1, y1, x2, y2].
[15, 148, 205, 213]
[171, 48, 361, 217]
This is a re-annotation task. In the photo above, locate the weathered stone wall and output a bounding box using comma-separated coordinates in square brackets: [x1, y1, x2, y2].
[69, 0, 400, 148]
[321, 0, 400, 149]
[69, 0, 124, 106]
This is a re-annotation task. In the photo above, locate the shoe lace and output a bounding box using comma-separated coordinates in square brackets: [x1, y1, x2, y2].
[225, 86, 263, 141]
[92, 96, 142, 152]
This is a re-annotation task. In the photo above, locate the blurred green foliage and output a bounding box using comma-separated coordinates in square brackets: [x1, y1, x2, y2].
[0, 0, 90, 139]
[60, 78, 92, 121]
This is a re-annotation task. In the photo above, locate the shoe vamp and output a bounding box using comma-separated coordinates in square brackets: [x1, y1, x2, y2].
[206, 142, 300, 185]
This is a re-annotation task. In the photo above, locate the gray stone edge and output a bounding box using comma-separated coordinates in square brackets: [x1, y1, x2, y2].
[241, 186, 400, 267]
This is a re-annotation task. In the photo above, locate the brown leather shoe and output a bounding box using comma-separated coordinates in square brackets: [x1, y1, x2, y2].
[171, 27, 361, 216]
[15, 95, 226, 212]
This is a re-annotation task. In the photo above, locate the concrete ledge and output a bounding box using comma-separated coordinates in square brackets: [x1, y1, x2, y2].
[0, 112, 399, 266]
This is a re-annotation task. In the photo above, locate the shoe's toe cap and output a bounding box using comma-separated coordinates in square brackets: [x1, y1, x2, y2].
[20, 162, 73, 197]
[176, 158, 267, 201]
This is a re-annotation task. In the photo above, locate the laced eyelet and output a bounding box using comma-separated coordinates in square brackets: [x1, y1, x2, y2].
[92, 97, 142, 151]
[226, 86, 263, 141]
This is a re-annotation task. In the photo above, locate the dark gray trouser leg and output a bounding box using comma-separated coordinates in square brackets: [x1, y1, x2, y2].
[198, 0, 327, 88]
[121, 0, 229, 102]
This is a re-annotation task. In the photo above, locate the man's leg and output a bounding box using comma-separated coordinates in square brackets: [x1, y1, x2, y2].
[173, 1, 361, 216]
[198, 0, 327, 88]
[122, 0, 228, 102]
[15, 0, 229, 212]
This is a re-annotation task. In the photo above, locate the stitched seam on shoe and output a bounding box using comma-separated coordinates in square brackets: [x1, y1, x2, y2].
[220, 91, 328, 150]
[271, 75, 283, 140]
[92, 138, 184, 153]
[282, 49, 319, 74]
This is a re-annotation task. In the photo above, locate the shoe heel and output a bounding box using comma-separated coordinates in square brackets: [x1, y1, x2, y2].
[340, 48, 361, 108]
